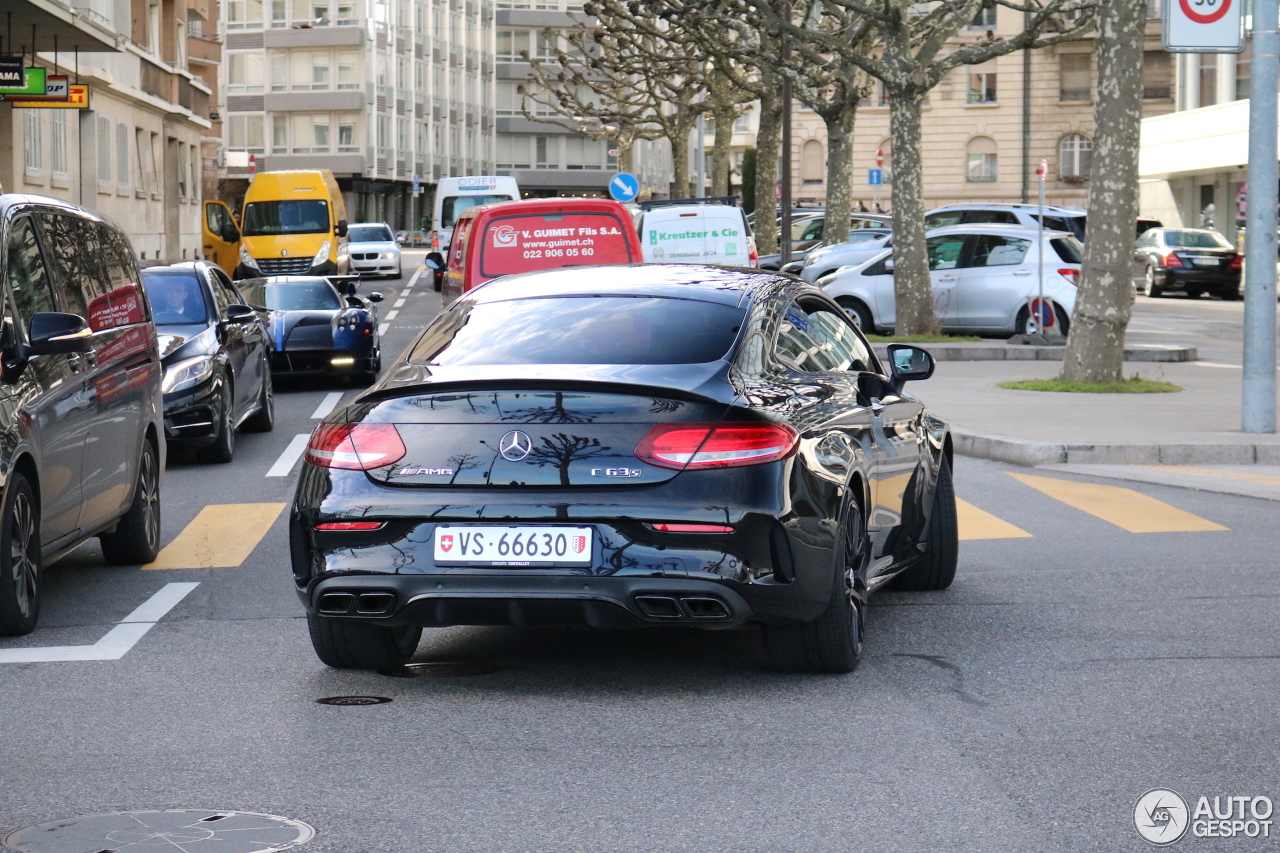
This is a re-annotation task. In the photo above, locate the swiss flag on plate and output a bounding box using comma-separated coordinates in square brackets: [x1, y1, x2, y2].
[440, 534, 453, 552]
[573, 535, 586, 554]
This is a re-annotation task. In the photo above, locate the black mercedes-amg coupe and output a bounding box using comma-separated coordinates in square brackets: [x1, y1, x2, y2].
[290, 264, 957, 673]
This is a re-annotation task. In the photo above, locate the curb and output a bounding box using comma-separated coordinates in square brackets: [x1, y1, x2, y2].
[873, 343, 1197, 362]
[953, 427, 1280, 466]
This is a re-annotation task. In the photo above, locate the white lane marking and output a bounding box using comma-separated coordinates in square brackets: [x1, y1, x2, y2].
[0, 583, 199, 664]
[378, 322, 390, 336]
[394, 298, 407, 308]
[1193, 361, 1243, 369]
[311, 391, 344, 419]
[266, 434, 311, 478]
[405, 265, 426, 291]
[385, 309, 399, 320]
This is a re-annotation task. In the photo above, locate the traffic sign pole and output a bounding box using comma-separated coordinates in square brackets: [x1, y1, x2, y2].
[1037, 158, 1047, 334]
[1243, 0, 1278, 432]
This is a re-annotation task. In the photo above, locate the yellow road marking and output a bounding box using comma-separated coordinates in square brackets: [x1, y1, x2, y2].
[1137, 465, 1280, 487]
[956, 499, 1033, 540]
[1006, 473, 1228, 533]
[143, 503, 287, 570]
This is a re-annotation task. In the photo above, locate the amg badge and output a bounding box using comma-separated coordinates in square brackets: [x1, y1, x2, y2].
[397, 467, 454, 476]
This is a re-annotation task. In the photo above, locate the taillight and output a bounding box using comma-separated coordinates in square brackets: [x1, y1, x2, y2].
[1164, 252, 1183, 268]
[1230, 253, 1243, 270]
[1058, 268, 1080, 284]
[316, 521, 386, 531]
[635, 422, 799, 470]
[647, 523, 735, 533]
[305, 423, 406, 470]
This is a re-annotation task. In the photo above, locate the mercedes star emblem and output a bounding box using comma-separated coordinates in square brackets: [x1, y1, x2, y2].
[498, 430, 533, 462]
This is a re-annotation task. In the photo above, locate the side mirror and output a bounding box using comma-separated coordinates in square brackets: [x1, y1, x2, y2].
[220, 223, 240, 243]
[336, 219, 349, 238]
[28, 312, 92, 355]
[886, 343, 935, 392]
[883, 258, 895, 272]
[226, 304, 256, 323]
[425, 252, 444, 270]
[368, 291, 384, 302]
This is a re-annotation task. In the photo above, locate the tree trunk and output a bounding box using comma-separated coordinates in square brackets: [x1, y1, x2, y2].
[888, 88, 938, 334]
[711, 102, 735, 197]
[617, 138, 633, 174]
[1060, 0, 1145, 382]
[669, 127, 691, 199]
[741, 148, 757, 213]
[822, 99, 858, 242]
[753, 80, 781, 255]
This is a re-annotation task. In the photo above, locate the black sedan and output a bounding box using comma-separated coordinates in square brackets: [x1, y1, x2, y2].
[236, 276, 384, 381]
[1133, 228, 1241, 299]
[290, 265, 957, 674]
[141, 262, 275, 463]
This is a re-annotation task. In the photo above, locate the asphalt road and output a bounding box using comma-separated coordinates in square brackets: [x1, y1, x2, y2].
[2, 261, 1277, 852]
[1129, 292, 1280, 366]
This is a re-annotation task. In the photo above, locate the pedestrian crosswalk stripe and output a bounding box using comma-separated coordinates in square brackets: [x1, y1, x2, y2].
[956, 499, 1033, 540]
[1005, 473, 1229, 533]
[1138, 465, 1280, 487]
[143, 503, 287, 570]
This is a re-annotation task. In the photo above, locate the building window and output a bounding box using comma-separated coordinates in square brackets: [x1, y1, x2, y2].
[536, 31, 559, 60]
[965, 136, 997, 182]
[800, 139, 824, 184]
[295, 50, 332, 90]
[1198, 53, 1218, 108]
[733, 114, 750, 133]
[291, 114, 331, 152]
[228, 52, 265, 93]
[338, 116, 358, 151]
[496, 135, 531, 169]
[1235, 38, 1251, 100]
[23, 110, 42, 173]
[496, 29, 529, 60]
[97, 116, 112, 186]
[535, 135, 556, 168]
[226, 0, 264, 28]
[272, 115, 287, 151]
[190, 146, 199, 200]
[177, 142, 188, 198]
[1143, 50, 1172, 100]
[337, 50, 358, 88]
[1059, 53, 1091, 101]
[397, 117, 409, 151]
[967, 67, 997, 103]
[969, 0, 996, 28]
[135, 129, 149, 193]
[116, 122, 130, 187]
[50, 111, 68, 178]
[566, 136, 603, 170]
[1059, 133, 1092, 180]
[496, 80, 521, 116]
[227, 115, 265, 152]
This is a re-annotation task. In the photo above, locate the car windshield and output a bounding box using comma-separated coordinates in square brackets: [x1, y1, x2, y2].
[1165, 230, 1232, 249]
[410, 296, 745, 366]
[1050, 236, 1085, 264]
[843, 231, 886, 244]
[240, 280, 342, 311]
[442, 194, 512, 228]
[142, 272, 209, 325]
[348, 225, 394, 243]
[242, 200, 330, 236]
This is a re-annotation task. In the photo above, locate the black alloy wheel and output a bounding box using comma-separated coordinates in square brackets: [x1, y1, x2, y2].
[836, 297, 875, 332]
[0, 474, 42, 636]
[895, 456, 959, 591]
[100, 440, 162, 565]
[1146, 266, 1164, 298]
[764, 494, 869, 674]
[199, 382, 236, 464]
[307, 615, 423, 669]
[242, 367, 275, 433]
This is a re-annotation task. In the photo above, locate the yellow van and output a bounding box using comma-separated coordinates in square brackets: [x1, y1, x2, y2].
[232, 170, 349, 279]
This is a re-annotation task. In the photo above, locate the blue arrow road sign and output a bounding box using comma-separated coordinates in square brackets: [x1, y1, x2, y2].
[412, 174, 421, 194]
[609, 172, 640, 202]
[868, 169, 883, 186]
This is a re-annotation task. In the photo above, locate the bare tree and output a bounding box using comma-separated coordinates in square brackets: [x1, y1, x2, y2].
[1060, 0, 1144, 382]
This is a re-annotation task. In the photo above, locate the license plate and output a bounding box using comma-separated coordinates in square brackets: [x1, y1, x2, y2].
[1193, 257, 1218, 267]
[433, 526, 593, 566]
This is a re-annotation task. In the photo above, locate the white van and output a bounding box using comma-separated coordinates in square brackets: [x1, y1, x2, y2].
[635, 203, 758, 267]
[430, 176, 520, 251]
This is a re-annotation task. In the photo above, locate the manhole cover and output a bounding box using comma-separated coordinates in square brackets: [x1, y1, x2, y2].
[379, 662, 503, 678]
[314, 695, 392, 706]
[2, 810, 314, 853]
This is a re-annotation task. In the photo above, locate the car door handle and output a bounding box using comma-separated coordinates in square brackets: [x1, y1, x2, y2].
[936, 275, 956, 282]
[1013, 269, 1032, 276]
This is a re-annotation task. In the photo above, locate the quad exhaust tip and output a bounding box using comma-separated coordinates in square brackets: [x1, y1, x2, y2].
[634, 594, 730, 620]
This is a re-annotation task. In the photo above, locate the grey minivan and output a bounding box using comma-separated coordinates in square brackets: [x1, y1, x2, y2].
[0, 194, 165, 635]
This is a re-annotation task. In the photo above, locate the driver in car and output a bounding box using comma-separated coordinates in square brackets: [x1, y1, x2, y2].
[151, 279, 203, 324]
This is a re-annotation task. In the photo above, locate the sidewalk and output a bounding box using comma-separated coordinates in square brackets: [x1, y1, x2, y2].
[926, 360, 1280, 480]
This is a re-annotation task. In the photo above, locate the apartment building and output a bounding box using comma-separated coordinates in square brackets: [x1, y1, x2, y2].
[781, 6, 1174, 213]
[218, 0, 495, 229]
[1, 0, 213, 259]
[494, 3, 670, 197]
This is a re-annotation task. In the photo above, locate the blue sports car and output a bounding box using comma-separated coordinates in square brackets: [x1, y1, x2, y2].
[237, 276, 384, 381]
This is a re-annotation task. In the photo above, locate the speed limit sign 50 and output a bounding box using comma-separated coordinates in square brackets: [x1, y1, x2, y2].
[1164, 0, 1244, 52]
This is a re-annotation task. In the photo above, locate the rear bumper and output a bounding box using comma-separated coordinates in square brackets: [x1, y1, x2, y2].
[1160, 268, 1240, 289]
[271, 348, 373, 374]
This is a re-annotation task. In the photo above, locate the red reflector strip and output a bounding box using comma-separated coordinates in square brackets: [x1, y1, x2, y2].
[316, 521, 386, 531]
[648, 523, 734, 533]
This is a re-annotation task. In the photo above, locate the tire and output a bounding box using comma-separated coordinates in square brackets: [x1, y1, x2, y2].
[241, 368, 275, 433]
[1016, 304, 1070, 337]
[764, 495, 868, 674]
[894, 456, 958, 591]
[198, 383, 235, 464]
[99, 440, 161, 565]
[1146, 266, 1164, 298]
[835, 296, 875, 332]
[395, 265, 403, 278]
[1187, 287, 1204, 299]
[307, 615, 422, 669]
[0, 474, 41, 636]
[1222, 288, 1243, 301]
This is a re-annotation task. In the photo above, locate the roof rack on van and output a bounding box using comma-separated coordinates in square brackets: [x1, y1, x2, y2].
[637, 196, 740, 211]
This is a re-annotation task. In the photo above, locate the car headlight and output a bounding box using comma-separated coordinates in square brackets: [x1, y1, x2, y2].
[380, 251, 397, 259]
[162, 356, 215, 394]
[239, 245, 259, 271]
[803, 251, 823, 267]
[312, 239, 331, 268]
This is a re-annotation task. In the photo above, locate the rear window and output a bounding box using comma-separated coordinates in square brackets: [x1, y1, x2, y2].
[1050, 236, 1084, 264]
[409, 296, 744, 365]
[479, 212, 636, 277]
[442, 194, 513, 228]
[1164, 230, 1232, 249]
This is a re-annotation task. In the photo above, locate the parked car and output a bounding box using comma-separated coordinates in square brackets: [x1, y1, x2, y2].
[925, 203, 1088, 240]
[346, 223, 402, 279]
[291, 264, 956, 673]
[635, 199, 757, 266]
[760, 215, 892, 271]
[1133, 228, 1242, 299]
[0, 195, 165, 635]
[141, 261, 275, 463]
[799, 227, 895, 282]
[237, 275, 384, 381]
[819, 224, 1083, 336]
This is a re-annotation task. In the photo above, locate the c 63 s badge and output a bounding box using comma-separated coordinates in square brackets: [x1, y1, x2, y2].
[398, 467, 454, 476]
[591, 467, 641, 478]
